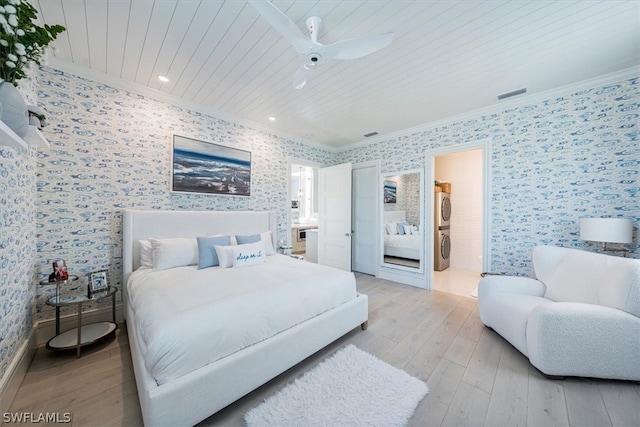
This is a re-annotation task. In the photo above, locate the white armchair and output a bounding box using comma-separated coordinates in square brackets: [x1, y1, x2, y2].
[478, 245, 640, 380]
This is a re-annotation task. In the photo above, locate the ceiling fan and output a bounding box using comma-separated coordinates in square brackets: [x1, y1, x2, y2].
[248, 0, 394, 89]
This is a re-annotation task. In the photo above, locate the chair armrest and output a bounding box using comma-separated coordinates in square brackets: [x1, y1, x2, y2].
[478, 275, 545, 299]
[526, 302, 640, 380]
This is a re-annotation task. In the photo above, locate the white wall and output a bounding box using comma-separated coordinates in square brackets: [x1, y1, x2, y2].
[436, 149, 483, 271]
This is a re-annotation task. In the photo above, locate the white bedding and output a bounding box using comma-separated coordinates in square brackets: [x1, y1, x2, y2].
[127, 254, 357, 385]
[384, 234, 421, 260]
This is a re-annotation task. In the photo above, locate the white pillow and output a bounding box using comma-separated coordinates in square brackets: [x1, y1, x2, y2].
[215, 241, 266, 268]
[260, 231, 276, 255]
[139, 239, 153, 267]
[386, 222, 398, 235]
[403, 224, 413, 235]
[150, 238, 198, 271]
[215, 245, 235, 268]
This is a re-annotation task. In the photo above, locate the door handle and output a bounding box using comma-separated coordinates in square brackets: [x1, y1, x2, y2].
[345, 232, 351, 237]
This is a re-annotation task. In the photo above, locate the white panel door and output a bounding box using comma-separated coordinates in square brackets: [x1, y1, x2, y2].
[352, 164, 377, 275]
[318, 162, 352, 271]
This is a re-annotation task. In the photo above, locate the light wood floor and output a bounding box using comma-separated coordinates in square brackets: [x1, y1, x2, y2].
[8, 274, 640, 426]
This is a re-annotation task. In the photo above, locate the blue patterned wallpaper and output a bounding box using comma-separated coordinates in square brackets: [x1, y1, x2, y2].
[32, 66, 337, 322]
[1, 67, 638, 380]
[340, 77, 640, 275]
[383, 172, 421, 227]
[0, 147, 36, 380]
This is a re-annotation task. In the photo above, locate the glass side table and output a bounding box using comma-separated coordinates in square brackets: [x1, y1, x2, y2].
[39, 277, 117, 358]
[39, 274, 80, 299]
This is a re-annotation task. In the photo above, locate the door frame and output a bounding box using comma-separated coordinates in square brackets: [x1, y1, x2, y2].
[352, 160, 380, 276]
[424, 139, 492, 290]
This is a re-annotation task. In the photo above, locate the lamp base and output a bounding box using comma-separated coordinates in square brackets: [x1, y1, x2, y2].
[602, 242, 629, 257]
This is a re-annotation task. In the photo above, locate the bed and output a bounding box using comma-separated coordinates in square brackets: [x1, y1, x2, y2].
[383, 210, 421, 261]
[122, 209, 368, 426]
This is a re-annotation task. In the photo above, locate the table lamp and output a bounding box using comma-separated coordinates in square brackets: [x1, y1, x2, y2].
[579, 217, 633, 257]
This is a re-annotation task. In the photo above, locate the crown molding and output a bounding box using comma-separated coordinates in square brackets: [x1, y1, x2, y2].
[338, 66, 640, 152]
[44, 58, 337, 153]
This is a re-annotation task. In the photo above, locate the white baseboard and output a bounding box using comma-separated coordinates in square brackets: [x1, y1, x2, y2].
[35, 304, 124, 346]
[0, 328, 36, 417]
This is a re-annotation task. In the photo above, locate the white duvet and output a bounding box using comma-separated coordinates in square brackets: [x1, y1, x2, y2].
[127, 254, 357, 385]
[384, 234, 421, 259]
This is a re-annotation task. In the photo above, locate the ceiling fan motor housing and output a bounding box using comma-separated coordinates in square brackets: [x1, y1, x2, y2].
[307, 53, 322, 64]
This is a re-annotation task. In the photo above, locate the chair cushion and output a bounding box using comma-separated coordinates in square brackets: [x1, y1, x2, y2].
[480, 293, 554, 356]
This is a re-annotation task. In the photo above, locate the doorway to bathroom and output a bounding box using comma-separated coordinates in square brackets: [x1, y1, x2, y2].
[426, 140, 491, 297]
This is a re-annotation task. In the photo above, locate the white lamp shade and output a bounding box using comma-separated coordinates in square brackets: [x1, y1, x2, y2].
[580, 218, 633, 244]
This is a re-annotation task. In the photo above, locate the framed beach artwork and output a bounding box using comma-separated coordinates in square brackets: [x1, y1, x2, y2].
[384, 180, 397, 204]
[171, 135, 251, 196]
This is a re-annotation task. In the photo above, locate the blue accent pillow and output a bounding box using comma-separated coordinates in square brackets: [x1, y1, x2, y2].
[236, 234, 261, 245]
[396, 221, 409, 235]
[197, 236, 231, 269]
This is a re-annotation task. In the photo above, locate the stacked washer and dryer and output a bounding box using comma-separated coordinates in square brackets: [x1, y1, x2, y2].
[434, 190, 451, 271]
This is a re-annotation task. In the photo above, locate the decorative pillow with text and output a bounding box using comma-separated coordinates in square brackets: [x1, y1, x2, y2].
[215, 241, 266, 268]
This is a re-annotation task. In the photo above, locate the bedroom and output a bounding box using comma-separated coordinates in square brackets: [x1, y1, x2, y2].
[1, 0, 640, 425]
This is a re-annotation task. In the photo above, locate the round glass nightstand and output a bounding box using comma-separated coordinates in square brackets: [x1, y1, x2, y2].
[39, 276, 117, 357]
[38, 275, 80, 299]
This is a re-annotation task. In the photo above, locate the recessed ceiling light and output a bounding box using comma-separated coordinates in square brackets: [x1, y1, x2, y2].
[158, 75, 169, 83]
[268, 116, 276, 122]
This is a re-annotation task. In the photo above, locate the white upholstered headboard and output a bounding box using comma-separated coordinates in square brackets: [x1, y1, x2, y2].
[384, 210, 406, 224]
[122, 209, 277, 316]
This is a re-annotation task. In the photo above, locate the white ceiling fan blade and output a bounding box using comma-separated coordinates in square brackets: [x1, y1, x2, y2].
[293, 64, 313, 89]
[248, 0, 313, 55]
[323, 33, 394, 61]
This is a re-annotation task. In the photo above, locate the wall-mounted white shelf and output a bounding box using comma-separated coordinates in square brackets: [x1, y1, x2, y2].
[24, 125, 49, 148]
[1, 120, 50, 152]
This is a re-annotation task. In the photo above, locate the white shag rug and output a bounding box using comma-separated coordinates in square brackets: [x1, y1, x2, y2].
[245, 345, 428, 427]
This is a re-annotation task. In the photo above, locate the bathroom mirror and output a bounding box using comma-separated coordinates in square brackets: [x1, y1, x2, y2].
[380, 169, 424, 272]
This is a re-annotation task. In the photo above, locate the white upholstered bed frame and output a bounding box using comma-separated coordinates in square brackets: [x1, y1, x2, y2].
[384, 210, 406, 225]
[122, 209, 369, 426]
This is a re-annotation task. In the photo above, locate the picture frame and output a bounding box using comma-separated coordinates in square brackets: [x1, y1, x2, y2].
[384, 180, 397, 204]
[88, 270, 109, 294]
[171, 135, 251, 196]
[49, 259, 69, 282]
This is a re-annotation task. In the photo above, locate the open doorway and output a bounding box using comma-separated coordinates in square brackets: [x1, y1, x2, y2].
[425, 140, 491, 297]
[289, 162, 319, 261]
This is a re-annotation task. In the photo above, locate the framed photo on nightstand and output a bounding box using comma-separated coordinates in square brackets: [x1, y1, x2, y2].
[88, 270, 109, 295]
[49, 259, 69, 282]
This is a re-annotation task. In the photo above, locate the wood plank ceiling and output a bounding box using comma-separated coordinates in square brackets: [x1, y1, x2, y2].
[33, 0, 640, 148]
